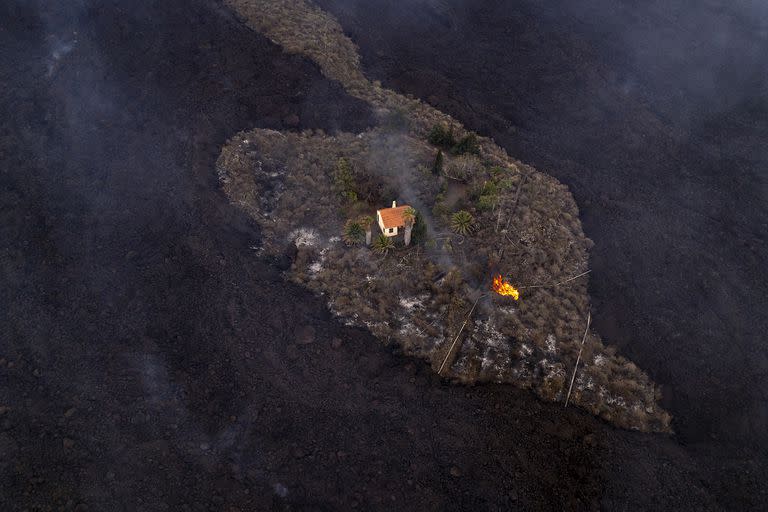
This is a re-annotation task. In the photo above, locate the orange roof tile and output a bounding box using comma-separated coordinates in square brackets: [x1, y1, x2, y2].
[378, 205, 411, 229]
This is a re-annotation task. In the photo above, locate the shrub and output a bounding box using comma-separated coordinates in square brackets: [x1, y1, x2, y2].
[334, 157, 358, 203]
[480, 179, 500, 197]
[427, 123, 456, 148]
[381, 108, 411, 131]
[473, 179, 497, 211]
[472, 173, 516, 211]
[496, 177, 515, 191]
[452, 133, 480, 155]
[376, 183, 399, 207]
[489, 166, 505, 177]
[450, 210, 475, 235]
[432, 191, 448, 217]
[477, 194, 497, 211]
[444, 154, 482, 182]
[410, 211, 428, 244]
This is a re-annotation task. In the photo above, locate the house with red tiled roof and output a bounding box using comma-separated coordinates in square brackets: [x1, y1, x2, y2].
[377, 201, 410, 237]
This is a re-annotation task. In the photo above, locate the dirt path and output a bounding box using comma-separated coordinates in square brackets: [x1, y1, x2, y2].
[0, 0, 736, 510]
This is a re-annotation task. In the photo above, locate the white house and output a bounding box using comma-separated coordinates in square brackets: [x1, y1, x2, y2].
[376, 200, 410, 237]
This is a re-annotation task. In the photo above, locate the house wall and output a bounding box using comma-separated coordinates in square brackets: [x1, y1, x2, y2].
[376, 211, 399, 237]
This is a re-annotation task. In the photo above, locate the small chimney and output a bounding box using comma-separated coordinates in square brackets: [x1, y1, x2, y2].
[392, 200, 397, 208]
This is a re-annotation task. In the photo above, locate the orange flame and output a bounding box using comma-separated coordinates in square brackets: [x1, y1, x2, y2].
[492, 274, 520, 300]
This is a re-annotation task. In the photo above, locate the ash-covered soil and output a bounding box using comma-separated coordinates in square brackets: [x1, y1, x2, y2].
[0, 0, 757, 510]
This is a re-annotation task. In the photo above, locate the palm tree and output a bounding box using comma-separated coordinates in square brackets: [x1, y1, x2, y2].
[402, 207, 417, 225]
[343, 219, 365, 246]
[450, 210, 475, 235]
[372, 234, 395, 255]
[358, 215, 374, 246]
[402, 207, 417, 246]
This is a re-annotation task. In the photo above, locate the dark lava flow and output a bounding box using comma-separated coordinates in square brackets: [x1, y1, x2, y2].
[0, 0, 759, 510]
[315, 0, 768, 505]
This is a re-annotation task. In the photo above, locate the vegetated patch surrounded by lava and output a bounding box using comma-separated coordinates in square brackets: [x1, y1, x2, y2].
[219, 0, 670, 432]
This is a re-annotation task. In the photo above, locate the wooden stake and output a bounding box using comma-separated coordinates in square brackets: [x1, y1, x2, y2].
[438, 295, 483, 375]
[504, 174, 528, 232]
[565, 311, 591, 409]
[519, 269, 591, 290]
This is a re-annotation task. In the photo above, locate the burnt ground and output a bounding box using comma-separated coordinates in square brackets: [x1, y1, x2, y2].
[0, 0, 761, 510]
[315, 0, 768, 506]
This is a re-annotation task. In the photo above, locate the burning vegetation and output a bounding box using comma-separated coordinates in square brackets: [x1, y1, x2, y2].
[492, 275, 520, 300]
[217, 0, 671, 432]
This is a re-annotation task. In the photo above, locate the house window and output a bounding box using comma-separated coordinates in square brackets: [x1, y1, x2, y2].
[388, 228, 394, 234]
